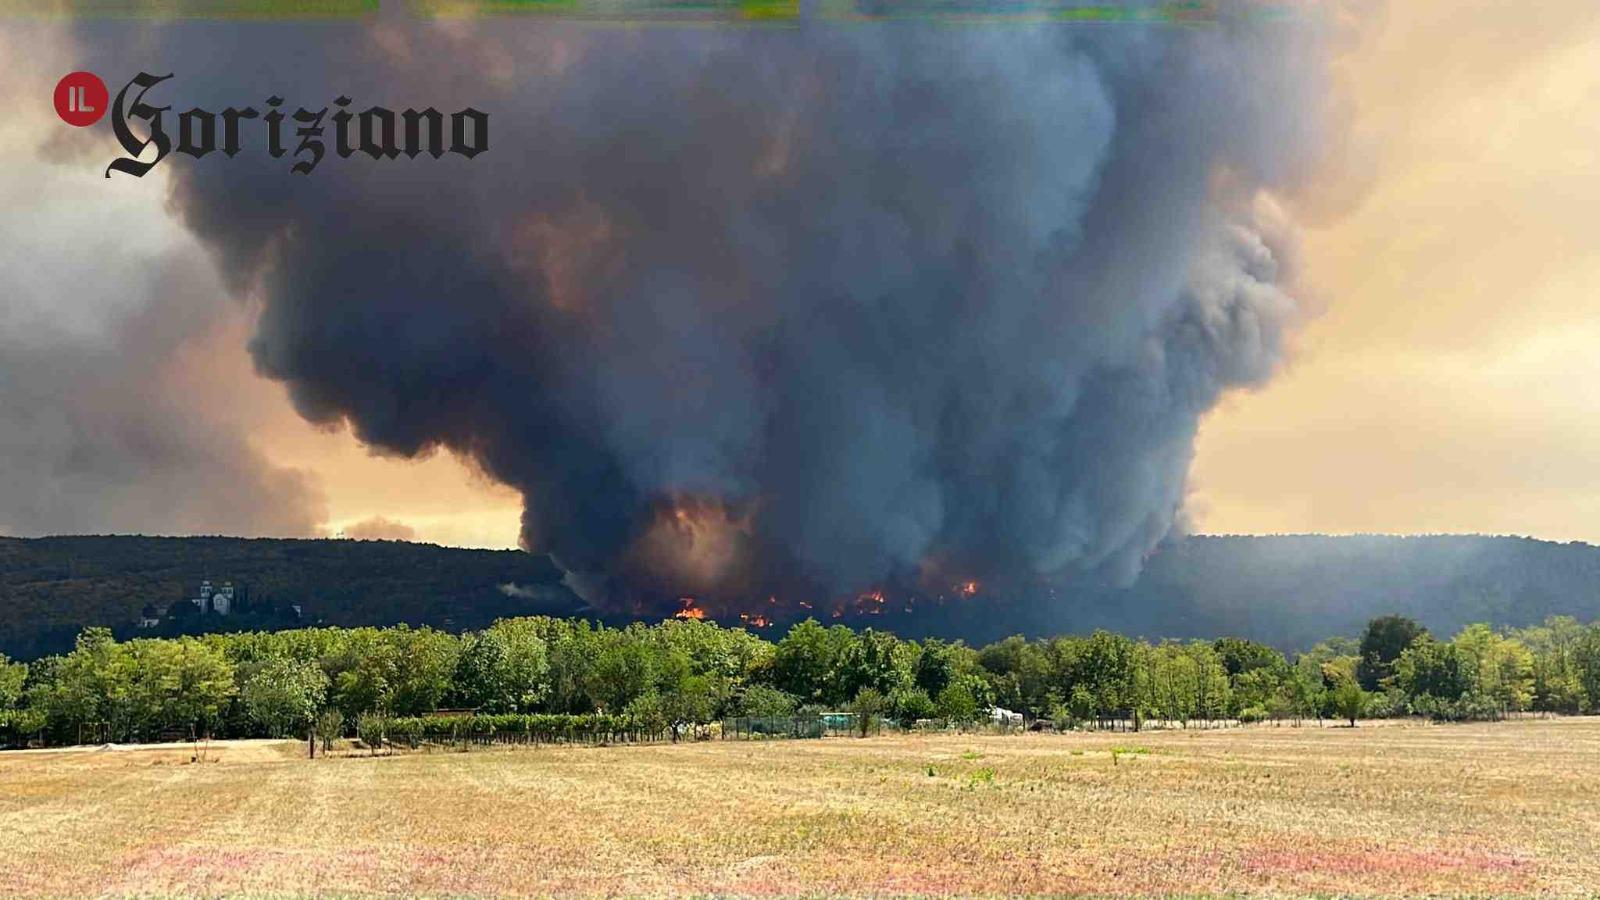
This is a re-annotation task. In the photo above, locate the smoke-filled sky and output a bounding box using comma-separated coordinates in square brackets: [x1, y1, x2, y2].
[1190, 0, 1600, 542]
[2, 1, 1598, 608]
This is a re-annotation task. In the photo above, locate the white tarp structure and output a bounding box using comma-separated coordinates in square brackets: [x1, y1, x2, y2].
[989, 707, 1024, 727]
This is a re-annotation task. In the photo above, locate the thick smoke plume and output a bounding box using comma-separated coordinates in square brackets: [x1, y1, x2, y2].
[78, 6, 1341, 612]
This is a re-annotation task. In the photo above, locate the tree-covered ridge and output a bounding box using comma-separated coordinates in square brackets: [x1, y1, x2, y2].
[3, 613, 1598, 748]
[10, 534, 1600, 660]
[0, 536, 573, 658]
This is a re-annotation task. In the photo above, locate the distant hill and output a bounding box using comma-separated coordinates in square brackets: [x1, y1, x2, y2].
[0, 536, 577, 659]
[4, 533, 1600, 659]
[883, 534, 1600, 650]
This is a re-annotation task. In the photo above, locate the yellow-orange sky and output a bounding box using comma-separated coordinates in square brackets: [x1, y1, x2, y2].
[1190, 0, 1600, 541]
[197, 307, 525, 549]
[109, 1, 1600, 550]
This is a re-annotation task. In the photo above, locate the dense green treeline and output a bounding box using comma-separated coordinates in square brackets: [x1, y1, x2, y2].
[4, 613, 1600, 747]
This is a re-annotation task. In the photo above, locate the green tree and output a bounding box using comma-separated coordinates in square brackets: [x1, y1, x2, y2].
[1395, 636, 1471, 707]
[1269, 668, 1322, 724]
[888, 686, 936, 726]
[661, 674, 720, 739]
[738, 684, 798, 717]
[588, 625, 660, 713]
[387, 627, 461, 715]
[327, 628, 394, 719]
[912, 638, 960, 697]
[0, 653, 33, 744]
[355, 711, 388, 752]
[43, 628, 134, 741]
[976, 635, 1051, 715]
[1452, 623, 1533, 717]
[452, 619, 551, 713]
[1213, 637, 1289, 679]
[1185, 641, 1233, 722]
[1151, 643, 1199, 726]
[316, 708, 344, 752]
[243, 657, 329, 737]
[848, 686, 888, 737]
[935, 677, 981, 724]
[0, 653, 25, 711]
[835, 629, 912, 701]
[532, 618, 602, 713]
[769, 619, 855, 706]
[624, 691, 669, 736]
[1573, 625, 1600, 713]
[1357, 615, 1428, 690]
[126, 637, 235, 738]
[1514, 617, 1585, 713]
[654, 618, 771, 688]
[1062, 631, 1140, 723]
[1231, 668, 1282, 718]
[1331, 676, 1367, 726]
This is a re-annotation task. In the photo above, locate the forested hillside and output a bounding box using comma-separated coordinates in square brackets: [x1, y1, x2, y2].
[5, 534, 1600, 659]
[822, 535, 1600, 651]
[1097, 534, 1600, 649]
[0, 536, 575, 659]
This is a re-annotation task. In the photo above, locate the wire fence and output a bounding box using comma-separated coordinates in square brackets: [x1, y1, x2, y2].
[720, 716, 826, 740]
[719, 714, 882, 739]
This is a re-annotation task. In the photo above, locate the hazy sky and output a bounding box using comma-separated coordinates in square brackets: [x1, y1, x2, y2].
[5, 1, 1600, 551]
[1190, 0, 1600, 541]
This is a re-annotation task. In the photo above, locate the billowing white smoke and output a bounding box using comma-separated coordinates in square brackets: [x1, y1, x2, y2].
[67, 6, 1342, 609]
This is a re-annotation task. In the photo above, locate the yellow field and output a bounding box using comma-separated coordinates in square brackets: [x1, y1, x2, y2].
[3, 719, 1600, 898]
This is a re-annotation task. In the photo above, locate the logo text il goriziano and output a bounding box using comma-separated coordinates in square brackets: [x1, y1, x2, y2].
[55, 71, 488, 177]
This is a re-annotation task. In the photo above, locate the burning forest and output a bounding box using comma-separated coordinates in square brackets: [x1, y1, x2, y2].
[50, 5, 1350, 627]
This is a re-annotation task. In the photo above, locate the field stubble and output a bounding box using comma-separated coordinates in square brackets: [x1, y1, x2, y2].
[2, 718, 1599, 897]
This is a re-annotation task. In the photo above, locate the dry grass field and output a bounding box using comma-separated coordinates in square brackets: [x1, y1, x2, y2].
[3, 718, 1600, 898]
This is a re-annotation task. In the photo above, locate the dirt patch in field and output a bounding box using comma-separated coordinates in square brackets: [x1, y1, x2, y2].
[0, 739, 303, 768]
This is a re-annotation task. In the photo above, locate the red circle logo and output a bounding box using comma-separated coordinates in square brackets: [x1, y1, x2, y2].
[54, 72, 108, 127]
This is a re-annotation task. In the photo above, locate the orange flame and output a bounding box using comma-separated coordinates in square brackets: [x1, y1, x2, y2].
[673, 597, 706, 620]
[737, 612, 772, 629]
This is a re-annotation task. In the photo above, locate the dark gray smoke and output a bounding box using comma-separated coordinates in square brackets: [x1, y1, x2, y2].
[74, 6, 1341, 610]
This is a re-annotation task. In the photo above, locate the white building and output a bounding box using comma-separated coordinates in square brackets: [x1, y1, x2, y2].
[192, 580, 235, 615]
[211, 582, 234, 616]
